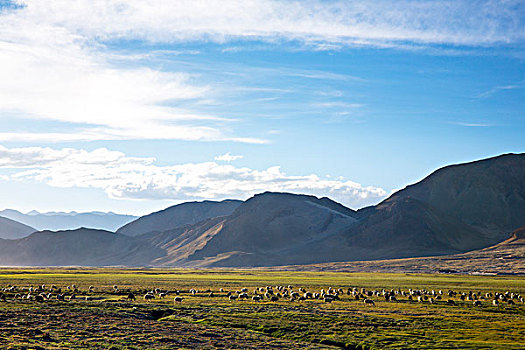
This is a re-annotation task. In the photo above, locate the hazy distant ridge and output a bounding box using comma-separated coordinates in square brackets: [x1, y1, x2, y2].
[0, 216, 36, 240]
[0, 209, 137, 232]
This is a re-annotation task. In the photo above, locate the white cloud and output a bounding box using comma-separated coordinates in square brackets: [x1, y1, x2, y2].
[0, 1, 268, 143]
[0, 145, 387, 208]
[214, 153, 244, 162]
[7, 0, 524, 47]
[1, 1, 521, 142]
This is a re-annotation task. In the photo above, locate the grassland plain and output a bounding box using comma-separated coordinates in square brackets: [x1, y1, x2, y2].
[0, 268, 523, 349]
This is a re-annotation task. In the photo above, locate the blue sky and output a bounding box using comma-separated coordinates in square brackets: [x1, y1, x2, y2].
[0, 0, 524, 215]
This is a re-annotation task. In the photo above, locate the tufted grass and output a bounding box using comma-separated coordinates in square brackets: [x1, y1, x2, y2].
[0, 268, 523, 349]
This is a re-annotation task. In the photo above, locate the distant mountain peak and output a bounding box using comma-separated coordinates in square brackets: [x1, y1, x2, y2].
[117, 199, 243, 237]
[0, 209, 137, 232]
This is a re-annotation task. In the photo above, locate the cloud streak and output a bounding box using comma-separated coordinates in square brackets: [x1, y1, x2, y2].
[0, 145, 387, 209]
[8, 0, 525, 47]
[477, 83, 525, 98]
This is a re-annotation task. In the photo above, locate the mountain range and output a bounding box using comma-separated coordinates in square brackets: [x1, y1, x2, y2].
[0, 153, 523, 268]
[0, 209, 137, 234]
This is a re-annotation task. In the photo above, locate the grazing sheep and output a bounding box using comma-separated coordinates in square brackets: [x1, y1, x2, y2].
[127, 293, 136, 301]
[493, 299, 499, 306]
[252, 295, 261, 301]
[208, 292, 214, 297]
[229, 295, 238, 301]
[473, 300, 482, 307]
[174, 297, 184, 303]
[363, 299, 375, 306]
[270, 295, 279, 302]
[144, 293, 155, 301]
[159, 292, 167, 298]
[35, 295, 44, 303]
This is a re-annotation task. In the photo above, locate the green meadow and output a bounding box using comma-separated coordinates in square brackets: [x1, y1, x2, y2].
[0, 268, 523, 349]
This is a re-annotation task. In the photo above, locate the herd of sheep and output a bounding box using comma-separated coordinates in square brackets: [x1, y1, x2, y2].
[1, 283, 523, 308]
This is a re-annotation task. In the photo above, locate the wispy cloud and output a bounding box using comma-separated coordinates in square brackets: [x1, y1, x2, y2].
[7, 1, 524, 47]
[214, 152, 244, 162]
[477, 83, 525, 98]
[311, 102, 364, 109]
[448, 121, 492, 127]
[0, 145, 387, 208]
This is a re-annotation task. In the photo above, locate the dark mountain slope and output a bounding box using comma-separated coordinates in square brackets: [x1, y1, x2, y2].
[272, 226, 525, 275]
[389, 153, 524, 236]
[483, 226, 525, 250]
[0, 228, 165, 266]
[0, 216, 36, 239]
[341, 153, 525, 257]
[117, 199, 242, 236]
